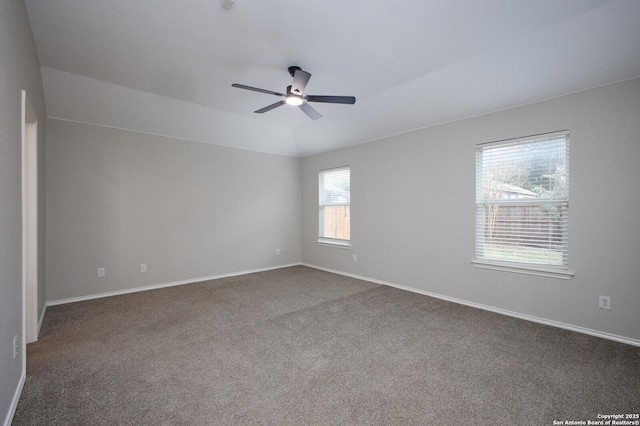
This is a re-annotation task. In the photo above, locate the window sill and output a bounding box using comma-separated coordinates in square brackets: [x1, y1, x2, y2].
[471, 259, 573, 280]
[317, 239, 351, 249]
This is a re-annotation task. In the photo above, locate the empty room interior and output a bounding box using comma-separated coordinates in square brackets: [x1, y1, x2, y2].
[2, 0, 640, 425]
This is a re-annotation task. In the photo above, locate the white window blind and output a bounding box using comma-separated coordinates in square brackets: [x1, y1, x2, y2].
[475, 132, 569, 274]
[319, 167, 350, 245]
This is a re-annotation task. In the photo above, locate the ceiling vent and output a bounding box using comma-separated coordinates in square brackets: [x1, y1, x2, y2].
[220, 0, 235, 10]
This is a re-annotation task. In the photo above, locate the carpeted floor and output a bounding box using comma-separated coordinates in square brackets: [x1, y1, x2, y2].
[13, 266, 640, 425]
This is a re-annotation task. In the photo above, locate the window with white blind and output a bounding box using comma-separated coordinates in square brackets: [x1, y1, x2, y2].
[318, 166, 350, 246]
[473, 131, 572, 279]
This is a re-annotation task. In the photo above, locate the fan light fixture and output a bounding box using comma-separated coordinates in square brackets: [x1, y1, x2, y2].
[285, 85, 303, 106]
[285, 95, 303, 106]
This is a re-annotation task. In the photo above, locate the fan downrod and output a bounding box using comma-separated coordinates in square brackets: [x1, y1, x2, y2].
[288, 66, 302, 77]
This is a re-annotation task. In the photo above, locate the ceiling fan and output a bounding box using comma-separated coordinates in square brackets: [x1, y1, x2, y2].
[232, 66, 356, 120]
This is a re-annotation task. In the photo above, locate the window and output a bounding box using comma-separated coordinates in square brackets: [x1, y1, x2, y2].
[474, 131, 571, 278]
[319, 166, 350, 246]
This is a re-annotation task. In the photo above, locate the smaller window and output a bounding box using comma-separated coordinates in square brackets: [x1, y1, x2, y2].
[318, 167, 350, 246]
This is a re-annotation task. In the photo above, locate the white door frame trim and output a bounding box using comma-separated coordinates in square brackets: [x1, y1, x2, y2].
[22, 89, 38, 349]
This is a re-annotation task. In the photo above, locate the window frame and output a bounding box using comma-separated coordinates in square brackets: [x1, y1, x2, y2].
[472, 131, 573, 279]
[317, 166, 351, 248]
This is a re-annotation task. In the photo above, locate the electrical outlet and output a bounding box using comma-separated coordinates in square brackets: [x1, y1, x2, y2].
[353, 255, 358, 262]
[276, 249, 281, 255]
[97, 267, 106, 277]
[13, 335, 18, 359]
[140, 263, 147, 273]
[599, 295, 611, 310]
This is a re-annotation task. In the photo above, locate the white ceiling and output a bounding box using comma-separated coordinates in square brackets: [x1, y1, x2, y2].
[24, 0, 640, 157]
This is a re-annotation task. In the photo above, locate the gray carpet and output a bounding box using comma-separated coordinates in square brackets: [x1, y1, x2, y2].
[13, 266, 640, 425]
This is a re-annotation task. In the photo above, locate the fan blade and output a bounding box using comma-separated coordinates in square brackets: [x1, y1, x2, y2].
[306, 95, 356, 104]
[255, 100, 285, 114]
[298, 101, 322, 120]
[291, 69, 311, 96]
[232, 83, 284, 97]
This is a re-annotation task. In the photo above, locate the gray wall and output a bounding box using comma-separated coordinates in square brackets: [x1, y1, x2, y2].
[45, 120, 300, 302]
[302, 78, 640, 343]
[0, 0, 47, 422]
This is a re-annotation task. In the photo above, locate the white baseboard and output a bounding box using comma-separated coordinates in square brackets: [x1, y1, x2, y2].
[302, 263, 640, 348]
[3, 372, 25, 426]
[46, 263, 301, 307]
[42, 261, 640, 347]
